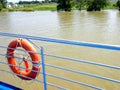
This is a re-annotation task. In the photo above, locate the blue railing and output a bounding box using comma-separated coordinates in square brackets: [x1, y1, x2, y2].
[0, 32, 120, 90]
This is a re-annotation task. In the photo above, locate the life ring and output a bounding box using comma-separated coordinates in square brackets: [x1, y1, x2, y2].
[6, 38, 40, 80]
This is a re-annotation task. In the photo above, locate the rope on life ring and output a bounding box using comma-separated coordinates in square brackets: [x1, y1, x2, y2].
[6, 38, 40, 80]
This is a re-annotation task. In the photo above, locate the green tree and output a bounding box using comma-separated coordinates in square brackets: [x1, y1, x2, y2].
[86, 0, 108, 11]
[0, 0, 7, 9]
[57, 0, 74, 11]
[116, 0, 120, 11]
[0, 4, 3, 11]
[2, 0, 7, 8]
[0, 0, 3, 11]
[75, 0, 87, 10]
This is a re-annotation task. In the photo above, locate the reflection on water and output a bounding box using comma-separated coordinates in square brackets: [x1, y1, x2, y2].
[0, 10, 120, 44]
[0, 10, 120, 90]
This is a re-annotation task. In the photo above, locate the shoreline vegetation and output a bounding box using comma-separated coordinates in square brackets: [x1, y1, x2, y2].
[2, 3, 57, 12]
[0, 0, 120, 12]
[2, 3, 119, 12]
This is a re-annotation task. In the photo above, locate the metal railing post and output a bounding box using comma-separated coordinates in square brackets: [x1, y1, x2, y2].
[41, 47, 47, 90]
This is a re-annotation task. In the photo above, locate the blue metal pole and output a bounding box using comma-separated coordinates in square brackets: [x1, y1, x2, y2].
[1, 32, 120, 51]
[41, 47, 47, 90]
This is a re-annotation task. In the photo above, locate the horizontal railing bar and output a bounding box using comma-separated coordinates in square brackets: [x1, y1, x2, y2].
[45, 54, 120, 70]
[46, 83, 68, 90]
[44, 73, 104, 90]
[1, 59, 120, 85]
[1, 60, 120, 84]
[0, 46, 8, 49]
[1, 49, 120, 71]
[0, 69, 68, 90]
[1, 51, 120, 71]
[45, 63, 120, 84]
[0, 46, 27, 52]
[1, 52, 120, 71]
[0, 46, 40, 55]
[1, 50, 120, 84]
[0, 62, 119, 90]
[0, 61, 40, 73]
[0, 54, 6, 57]
[0, 32, 120, 51]
[0, 53, 41, 66]
[0, 69, 42, 83]
[27, 39, 41, 49]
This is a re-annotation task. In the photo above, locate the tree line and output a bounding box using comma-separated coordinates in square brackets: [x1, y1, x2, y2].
[0, 0, 7, 11]
[0, 0, 120, 11]
[57, 0, 120, 11]
[18, 0, 53, 4]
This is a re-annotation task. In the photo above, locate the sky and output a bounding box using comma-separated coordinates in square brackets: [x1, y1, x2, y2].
[7, 0, 44, 3]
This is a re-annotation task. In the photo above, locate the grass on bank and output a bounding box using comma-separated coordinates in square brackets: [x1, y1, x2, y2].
[4, 3, 57, 11]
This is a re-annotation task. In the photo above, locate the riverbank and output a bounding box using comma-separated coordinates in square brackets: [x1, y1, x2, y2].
[1, 3, 118, 12]
[3, 3, 57, 12]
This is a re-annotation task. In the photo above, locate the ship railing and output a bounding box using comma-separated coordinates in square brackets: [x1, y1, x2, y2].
[0, 32, 120, 90]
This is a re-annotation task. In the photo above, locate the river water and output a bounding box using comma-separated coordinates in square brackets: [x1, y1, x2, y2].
[0, 10, 120, 90]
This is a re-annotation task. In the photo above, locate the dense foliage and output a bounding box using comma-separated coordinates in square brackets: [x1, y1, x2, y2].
[57, 0, 109, 11]
[86, 0, 108, 11]
[0, 3, 3, 11]
[0, 0, 7, 11]
[75, 0, 87, 10]
[57, 0, 74, 11]
[116, 0, 120, 11]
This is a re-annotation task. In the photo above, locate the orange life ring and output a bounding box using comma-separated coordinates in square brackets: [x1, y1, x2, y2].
[6, 38, 40, 80]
